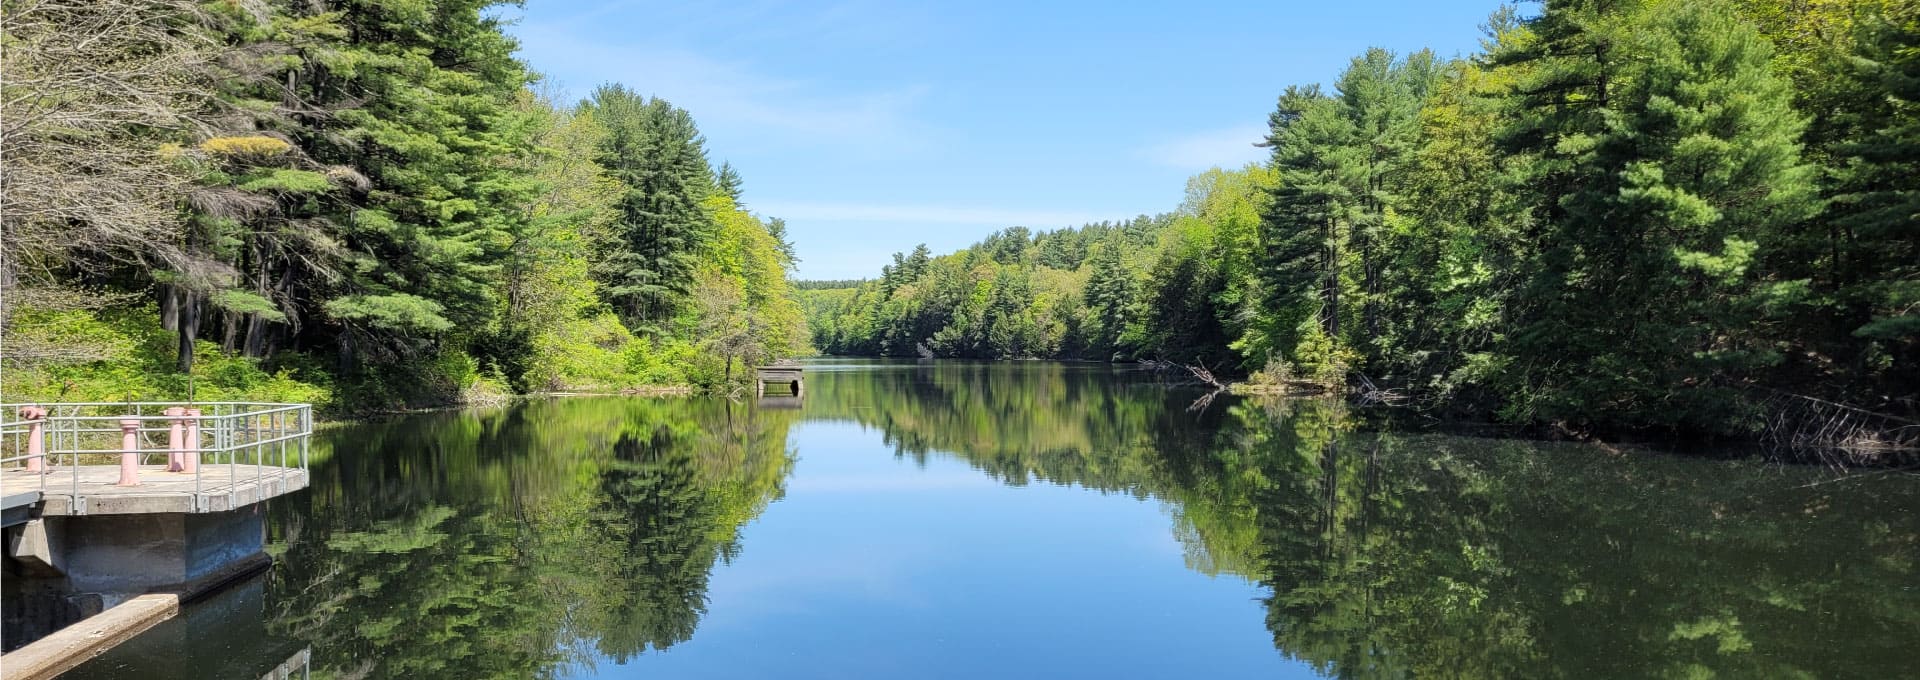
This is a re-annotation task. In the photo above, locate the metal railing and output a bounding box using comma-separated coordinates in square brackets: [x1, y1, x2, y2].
[0, 402, 312, 514]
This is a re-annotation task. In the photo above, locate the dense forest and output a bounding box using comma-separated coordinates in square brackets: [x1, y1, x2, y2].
[805, 0, 1918, 441]
[0, 0, 805, 412]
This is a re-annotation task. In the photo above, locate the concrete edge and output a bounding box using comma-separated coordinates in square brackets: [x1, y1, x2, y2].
[178, 551, 274, 604]
[0, 553, 272, 679]
[0, 593, 179, 680]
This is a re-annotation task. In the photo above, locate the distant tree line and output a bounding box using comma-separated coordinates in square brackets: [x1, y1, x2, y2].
[805, 0, 1919, 439]
[794, 279, 869, 290]
[0, 0, 805, 409]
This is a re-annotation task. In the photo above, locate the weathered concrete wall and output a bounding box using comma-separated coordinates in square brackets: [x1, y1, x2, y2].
[59, 514, 189, 599]
[48, 506, 264, 600]
[184, 506, 265, 586]
[2, 560, 98, 653]
[2, 504, 269, 655]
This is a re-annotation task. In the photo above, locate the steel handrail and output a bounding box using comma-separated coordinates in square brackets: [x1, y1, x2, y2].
[0, 402, 312, 515]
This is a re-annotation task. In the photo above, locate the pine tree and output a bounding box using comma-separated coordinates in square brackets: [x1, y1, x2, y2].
[1499, 0, 1816, 430]
[1333, 48, 1438, 349]
[179, 0, 539, 373]
[715, 161, 745, 205]
[580, 85, 717, 332]
[764, 217, 798, 264]
[1258, 85, 1352, 370]
[1825, 3, 1920, 395]
[1082, 237, 1135, 358]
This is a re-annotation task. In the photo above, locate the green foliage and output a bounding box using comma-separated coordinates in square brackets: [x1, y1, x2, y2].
[2, 304, 329, 406]
[324, 294, 457, 334]
[1820, 1, 1920, 389]
[580, 84, 718, 331]
[234, 168, 332, 194]
[12, 0, 1914, 436]
[1492, 0, 1818, 432]
[809, 0, 1914, 437]
[794, 279, 868, 290]
[10, 1, 804, 408]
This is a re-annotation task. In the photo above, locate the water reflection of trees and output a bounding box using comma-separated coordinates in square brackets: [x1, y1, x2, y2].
[809, 363, 1920, 679]
[267, 398, 795, 678]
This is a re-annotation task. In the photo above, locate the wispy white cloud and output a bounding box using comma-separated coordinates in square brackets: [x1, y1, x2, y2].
[510, 23, 934, 156]
[1141, 124, 1269, 170]
[756, 201, 1102, 227]
[786, 471, 999, 493]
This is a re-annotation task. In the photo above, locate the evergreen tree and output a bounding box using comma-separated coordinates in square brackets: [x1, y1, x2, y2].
[1499, 0, 1817, 430]
[1334, 48, 1438, 348]
[1083, 237, 1136, 359]
[715, 161, 745, 204]
[307, 0, 536, 357]
[1824, 3, 1920, 396]
[1258, 85, 1352, 372]
[580, 85, 717, 333]
[765, 217, 798, 265]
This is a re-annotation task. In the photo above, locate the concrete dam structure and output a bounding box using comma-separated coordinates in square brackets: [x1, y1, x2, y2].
[0, 402, 311, 677]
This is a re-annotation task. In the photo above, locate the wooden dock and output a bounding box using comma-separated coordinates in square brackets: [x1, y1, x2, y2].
[755, 366, 803, 398]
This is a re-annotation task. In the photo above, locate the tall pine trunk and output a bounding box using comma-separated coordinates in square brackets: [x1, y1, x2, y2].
[176, 290, 199, 374]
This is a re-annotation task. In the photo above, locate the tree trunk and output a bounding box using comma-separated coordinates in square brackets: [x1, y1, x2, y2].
[222, 311, 239, 353]
[160, 285, 179, 332]
[1363, 236, 1378, 341]
[244, 313, 268, 358]
[176, 292, 199, 374]
[1325, 220, 1342, 339]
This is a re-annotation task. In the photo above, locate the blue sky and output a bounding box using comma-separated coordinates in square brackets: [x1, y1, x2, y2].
[503, 1, 1507, 280]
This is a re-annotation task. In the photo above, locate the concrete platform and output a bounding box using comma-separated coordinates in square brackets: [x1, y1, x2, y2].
[1, 465, 308, 515]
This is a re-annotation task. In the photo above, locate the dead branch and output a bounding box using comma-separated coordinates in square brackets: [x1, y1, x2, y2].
[1, 0, 226, 280]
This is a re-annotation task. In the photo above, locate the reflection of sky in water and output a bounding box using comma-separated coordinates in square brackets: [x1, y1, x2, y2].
[567, 421, 1316, 679]
[68, 361, 1916, 680]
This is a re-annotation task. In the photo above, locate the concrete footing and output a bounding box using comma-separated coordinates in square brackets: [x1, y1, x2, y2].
[2, 505, 270, 659]
[0, 593, 180, 680]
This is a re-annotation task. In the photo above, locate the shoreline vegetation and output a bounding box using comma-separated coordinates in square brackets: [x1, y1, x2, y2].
[2, 0, 1914, 454]
[2, 0, 804, 417]
[801, 0, 1919, 452]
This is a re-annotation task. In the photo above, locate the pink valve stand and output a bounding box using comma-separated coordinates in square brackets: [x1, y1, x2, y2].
[117, 418, 142, 486]
[19, 406, 48, 473]
[164, 407, 187, 472]
[182, 408, 202, 474]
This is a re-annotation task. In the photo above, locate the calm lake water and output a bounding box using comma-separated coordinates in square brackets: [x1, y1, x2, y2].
[67, 360, 1920, 679]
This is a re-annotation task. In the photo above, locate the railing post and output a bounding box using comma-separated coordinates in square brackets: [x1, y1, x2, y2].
[299, 406, 310, 470]
[182, 408, 202, 474]
[117, 418, 142, 486]
[165, 406, 187, 472]
[19, 406, 48, 473]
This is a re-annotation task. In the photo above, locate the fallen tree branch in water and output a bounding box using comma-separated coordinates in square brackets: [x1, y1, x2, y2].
[1187, 388, 1224, 414]
[1756, 388, 1920, 457]
[1353, 373, 1407, 406]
